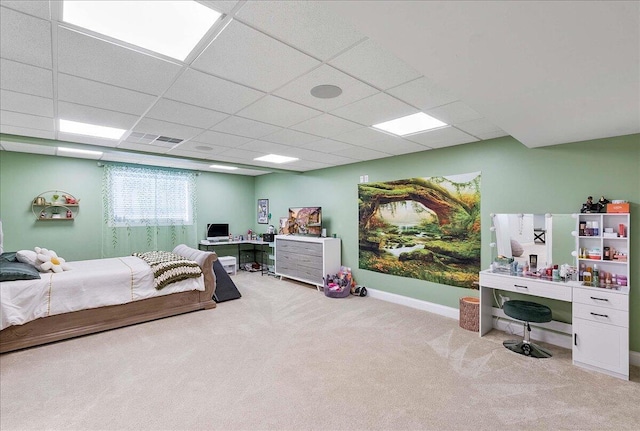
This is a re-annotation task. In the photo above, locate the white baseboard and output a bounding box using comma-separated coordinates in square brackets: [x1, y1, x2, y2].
[366, 288, 459, 319]
[367, 288, 639, 365]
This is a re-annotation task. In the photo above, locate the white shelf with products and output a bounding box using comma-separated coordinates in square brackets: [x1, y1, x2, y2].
[572, 212, 629, 379]
[31, 190, 79, 221]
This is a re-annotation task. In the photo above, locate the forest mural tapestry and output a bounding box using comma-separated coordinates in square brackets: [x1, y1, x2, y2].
[358, 172, 481, 289]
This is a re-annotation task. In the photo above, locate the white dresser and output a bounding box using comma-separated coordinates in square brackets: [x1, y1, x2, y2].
[274, 235, 341, 287]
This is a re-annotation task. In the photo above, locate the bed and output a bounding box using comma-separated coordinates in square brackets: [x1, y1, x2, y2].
[0, 244, 217, 353]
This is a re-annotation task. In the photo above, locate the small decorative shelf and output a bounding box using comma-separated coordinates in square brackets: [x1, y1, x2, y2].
[32, 190, 80, 221]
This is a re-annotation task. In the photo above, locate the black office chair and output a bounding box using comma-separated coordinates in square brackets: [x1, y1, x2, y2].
[502, 300, 553, 358]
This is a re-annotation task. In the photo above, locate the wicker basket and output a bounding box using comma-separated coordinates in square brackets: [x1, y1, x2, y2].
[459, 296, 479, 332]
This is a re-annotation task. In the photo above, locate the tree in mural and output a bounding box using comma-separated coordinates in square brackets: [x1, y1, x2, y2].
[358, 174, 481, 289]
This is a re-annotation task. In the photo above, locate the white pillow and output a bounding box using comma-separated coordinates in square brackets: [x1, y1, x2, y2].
[16, 249, 38, 267]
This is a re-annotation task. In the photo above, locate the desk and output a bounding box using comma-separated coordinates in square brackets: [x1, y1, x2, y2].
[479, 269, 629, 380]
[199, 240, 273, 273]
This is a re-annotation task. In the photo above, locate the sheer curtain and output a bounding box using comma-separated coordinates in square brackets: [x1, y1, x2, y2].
[102, 164, 198, 257]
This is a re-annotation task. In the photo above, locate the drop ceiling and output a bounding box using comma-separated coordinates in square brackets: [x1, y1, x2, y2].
[0, 1, 637, 176]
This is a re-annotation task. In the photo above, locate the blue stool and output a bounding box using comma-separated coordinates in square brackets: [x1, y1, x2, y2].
[502, 300, 553, 358]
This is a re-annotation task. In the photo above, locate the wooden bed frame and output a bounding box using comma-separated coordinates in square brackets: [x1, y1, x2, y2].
[0, 247, 217, 354]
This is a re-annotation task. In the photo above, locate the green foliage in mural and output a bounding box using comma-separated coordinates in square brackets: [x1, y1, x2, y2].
[358, 173, 481, 289]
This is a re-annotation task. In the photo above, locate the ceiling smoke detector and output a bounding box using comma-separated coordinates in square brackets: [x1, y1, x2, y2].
[310, 84, 342, 99]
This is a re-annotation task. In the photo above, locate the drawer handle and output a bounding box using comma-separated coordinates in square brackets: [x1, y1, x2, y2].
[514, 284, 528, 289]
[590, 312, 609, 318]
[590, 296, 609, 301]
[574, 333, 577, 346]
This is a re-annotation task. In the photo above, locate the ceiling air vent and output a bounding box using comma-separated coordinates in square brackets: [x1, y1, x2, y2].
[155, 136, 183, 144]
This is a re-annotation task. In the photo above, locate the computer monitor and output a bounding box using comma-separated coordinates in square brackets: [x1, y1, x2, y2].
[206, 223, 229, 241]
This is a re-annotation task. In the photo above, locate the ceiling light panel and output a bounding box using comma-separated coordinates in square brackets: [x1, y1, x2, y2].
[59, 119, 126, 140]
[372, 112, 447, 136]
[62, 1, 222, 61]
[254, 154, 299, 164]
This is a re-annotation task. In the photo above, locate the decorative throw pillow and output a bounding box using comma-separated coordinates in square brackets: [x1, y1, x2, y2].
[35, 247, 71, 273]
[0, 260, 41, 282]
[16, 249, 39, 267]
[510, 239, 524, 257]
[0, 251, 18, 262]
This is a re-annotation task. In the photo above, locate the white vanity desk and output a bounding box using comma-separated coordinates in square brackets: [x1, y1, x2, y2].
[479, 269, 630, 380]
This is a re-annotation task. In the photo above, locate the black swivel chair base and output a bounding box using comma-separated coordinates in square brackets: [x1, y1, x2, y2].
[503, 337, 552, 358]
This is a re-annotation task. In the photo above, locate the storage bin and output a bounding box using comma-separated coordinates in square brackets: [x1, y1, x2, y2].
[218, 256, 237, 275]
[459, 297, 479, 332]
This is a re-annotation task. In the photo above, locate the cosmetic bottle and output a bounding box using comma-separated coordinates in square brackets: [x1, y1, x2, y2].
[593, 264, 599, 286]
[593, 222, 599, 236]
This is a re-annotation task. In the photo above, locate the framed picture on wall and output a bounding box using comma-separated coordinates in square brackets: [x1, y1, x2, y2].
[258, 199, 269, 224]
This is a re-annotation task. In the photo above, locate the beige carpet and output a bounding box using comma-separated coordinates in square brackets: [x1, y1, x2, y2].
[1, 271, 638, 431]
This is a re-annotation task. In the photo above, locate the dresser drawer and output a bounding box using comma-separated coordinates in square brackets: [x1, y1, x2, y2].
[479, 272, 572, 301]
[572, 287, 628, 311]
[573, 303, 628, 328]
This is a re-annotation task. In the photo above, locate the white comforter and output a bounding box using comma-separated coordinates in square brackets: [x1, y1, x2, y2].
[0, 256, 204, 330]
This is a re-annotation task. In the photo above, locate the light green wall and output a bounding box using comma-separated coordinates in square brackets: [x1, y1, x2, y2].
[255, 134, 640, 350]
[1, 133, 639, 351]
[0, 151, 256, 261]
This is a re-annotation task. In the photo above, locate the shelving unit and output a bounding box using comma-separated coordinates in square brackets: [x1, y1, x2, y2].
[32, 190, 79, 221]
[573, 212, 629, 379]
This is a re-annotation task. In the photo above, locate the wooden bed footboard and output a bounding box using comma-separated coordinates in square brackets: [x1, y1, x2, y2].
[0, 247, 217, 354]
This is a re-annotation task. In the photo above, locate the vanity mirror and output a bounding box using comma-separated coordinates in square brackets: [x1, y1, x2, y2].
[490, 213, 574, 268]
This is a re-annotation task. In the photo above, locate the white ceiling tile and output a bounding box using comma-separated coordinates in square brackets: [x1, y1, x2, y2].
[237, 95, 322, 128]
[327, 145, 391, 161]
[261, 128, 321, 147]
[0, 89, 53, 118]
[236, 1, 364, 60]
[329, 39, 421, 90]
[165, 68, 264, 114]
[57, 74, 156, 116]
[216, 147, 263, 160]
[284, 160, 331, 171]
[0, 6, 51, 68]
[426, 102, 484, 125]
[0, 126, 54, 141]
[405, 126, 479, 148]
[332, 126, 396, 146]
[132, 118, 204, 142]
[455, 118, 504, 136]
[205, 1, 239, 15]
[274, 64, 378, 112]
[387, 77, 460, 111]
[57, 132, 121, 148]
[0, 110, 53, 131]
[238, 140, 291, 154]
[57, 27, 182, 95]
[146, 99, 228, 129]
[330, 92, 417, 126]
[167, 142, 229, 157]
[57, 101, 139, 130]
[116, 141, 171, 153]
[193, 20, 320, 92]
[0, 58, 52, 98]
[211, 115, 281, 139]
[475, 129, 510, 140]
[1, 1, 50, 20]
[288, 148, 356, 165]
[300, 138, 356, 153]
[0, 140, 56, 154]
[290, 113, 362, 137]
[191, 130, 253, 148]
[357, 137, 430, 156]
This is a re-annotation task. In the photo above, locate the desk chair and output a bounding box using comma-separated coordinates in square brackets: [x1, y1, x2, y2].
[502, 300, 553, 358]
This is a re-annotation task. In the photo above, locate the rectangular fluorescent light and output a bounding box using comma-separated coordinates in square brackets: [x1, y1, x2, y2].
[254, 154, 299, 164]
[209, 164, 238, 170]
[372, 112, 447, 136]
[59, 119, 126, 140]
[62, 1, 222, 61]
[58, 147, 104, 156]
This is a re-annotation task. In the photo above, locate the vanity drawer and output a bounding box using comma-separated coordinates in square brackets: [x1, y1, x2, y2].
[480, 272, 571, 301]
[573, 287, 628, 311]
[573, 303, 628, 327]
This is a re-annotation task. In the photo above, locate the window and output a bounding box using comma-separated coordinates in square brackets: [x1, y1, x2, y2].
[104, 165, 196, 227]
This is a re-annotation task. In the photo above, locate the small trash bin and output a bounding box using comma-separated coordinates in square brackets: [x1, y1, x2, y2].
[459, 297, 479, 332]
